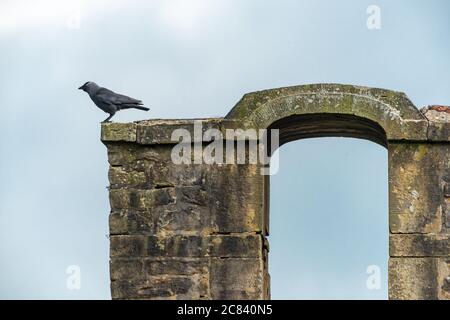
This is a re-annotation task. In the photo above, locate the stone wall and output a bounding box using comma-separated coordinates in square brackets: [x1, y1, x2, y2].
[388, 106, 450, 299]
[103, 121, 268, 299]
[101, 84, 450, 300]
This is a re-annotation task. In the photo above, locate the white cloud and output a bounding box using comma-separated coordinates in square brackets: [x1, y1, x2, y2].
[0, 0, 225, 35]
[157, 0, 225, 34]
[0, 0, 125, 33]
[0, 0, 78, 30]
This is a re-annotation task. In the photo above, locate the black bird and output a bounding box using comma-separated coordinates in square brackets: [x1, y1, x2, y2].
[79, 81, 149, 122]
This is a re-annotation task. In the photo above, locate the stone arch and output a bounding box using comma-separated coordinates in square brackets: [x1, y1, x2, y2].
[101, 84, 450, 300]
[266, 113, 388, 149]
[224, 84, 428, 142]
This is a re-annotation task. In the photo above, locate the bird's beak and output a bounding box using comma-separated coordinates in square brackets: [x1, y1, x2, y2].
[78, 86, 83, 90]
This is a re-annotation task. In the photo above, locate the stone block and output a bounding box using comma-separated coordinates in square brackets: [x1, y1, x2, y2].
[210, 258, 265, 300]
[110, 258, 143, 280]
[110, 235, 147, 257]
[106, 144, 166, 168]
[109, 188, 175, 211]
[136, 119, 222, 145]
[389, 257, 450, 300]
[108, 166, 147, 189]
[109, 193, 213, 236]
[390, 234, 450, 257]
[155, 202, 212, 235]
[428, 122, 450, 141]
[147, 235, 207, 257]
[143, 258, 208, 276]
[206, 164, 265, 233]
[110, 257, 209, 280]
[422, 107, 450, 141]
[109, 210, 155, 235]
[110, 234, 263, 258]
[208, 234, 263, 258]
[111, 274, 209, 299]
[389, 143, 450, 233]
[101, 123, 137, 142]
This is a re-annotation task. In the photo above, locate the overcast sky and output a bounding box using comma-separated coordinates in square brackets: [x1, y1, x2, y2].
[0, 0, 449, 299]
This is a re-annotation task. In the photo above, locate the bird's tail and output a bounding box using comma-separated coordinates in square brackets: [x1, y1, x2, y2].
[119, 104, 149, 111]
[133, 105, 150, 111]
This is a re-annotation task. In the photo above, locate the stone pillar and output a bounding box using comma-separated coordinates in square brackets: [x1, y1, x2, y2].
[388, 106, 450, 299]
[102, 120, 269, 299]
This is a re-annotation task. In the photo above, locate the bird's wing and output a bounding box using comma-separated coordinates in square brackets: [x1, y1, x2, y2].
[95, 88, 143, 105]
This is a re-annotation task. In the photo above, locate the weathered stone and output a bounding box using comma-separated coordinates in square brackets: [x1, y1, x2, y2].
[210, 258, 265, 299]
[109, 210, 155, 235]
[390, 234, 450, 257]
[109, 188, 175, 211]
[109, 211, 129, 235]
[389, 143, 449, 233]
[428, 122, 450, 142]
[206, 164, 265, 233]
[108, 166, 147, 189]
[208, 234, 263, 258]
[107, 144, 210, 188]
[423, 106, 450, 122]
[101, 123, 137, 142]
[110, 258, 208, 280]
[147, 235, 206, 257]
[154, 234, 263, 258]
[156, 202, 212, 235]
[423, 106, 450, 141]
[444, 182, 450, 198]
[145, 162, 205, 188]
[111, 274, 209, 299]
[389, 258, 439, 299]
[110, 234, 263, 258]
[143, 258, 208, 276]
[106, 144, 139, 167]
[388, 258, 450, 300]
[437, 258, 450, 299]
[444, 196, 450, 230]
[136, 119, 223, 145]
[110, 259, 143, 280]
[110, 235, 147, 257]
[176, 186, 208, 206]
[109, 201, 212, 236]
[263, 247, 270, 299]
[106, 144, 165, 168]
[109, 189, 130, 210]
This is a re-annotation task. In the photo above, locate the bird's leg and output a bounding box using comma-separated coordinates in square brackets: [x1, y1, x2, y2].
[102, 113, 114, 123]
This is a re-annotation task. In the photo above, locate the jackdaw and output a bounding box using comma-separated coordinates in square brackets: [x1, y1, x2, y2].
[78, 81, 149, 122]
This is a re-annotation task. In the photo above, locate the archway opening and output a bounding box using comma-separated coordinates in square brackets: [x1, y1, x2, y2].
[267, 115, 388, 299]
